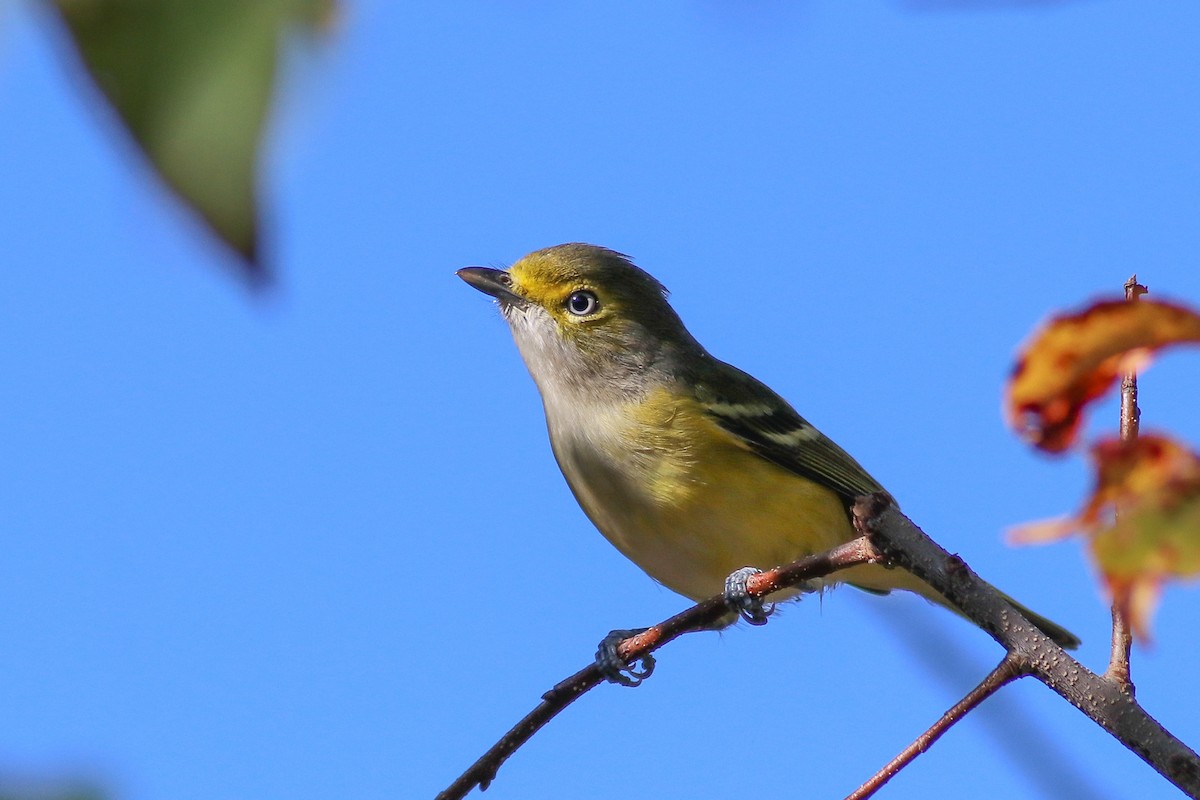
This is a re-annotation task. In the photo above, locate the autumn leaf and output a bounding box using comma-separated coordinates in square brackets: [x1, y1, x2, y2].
[1007, 297, 1200, 453]
[1012, 434, 1200, 640]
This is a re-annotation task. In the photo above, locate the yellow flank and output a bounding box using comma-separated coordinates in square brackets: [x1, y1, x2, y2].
[577, 387, 857, 602]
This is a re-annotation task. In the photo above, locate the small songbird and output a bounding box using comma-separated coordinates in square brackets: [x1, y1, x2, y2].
[458, 243, 1077, 681]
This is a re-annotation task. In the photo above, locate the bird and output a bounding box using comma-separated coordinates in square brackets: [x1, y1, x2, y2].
[458, 243, 1078, 681]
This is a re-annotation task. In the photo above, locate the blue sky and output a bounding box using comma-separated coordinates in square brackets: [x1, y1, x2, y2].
[3, 1, 1200, 799]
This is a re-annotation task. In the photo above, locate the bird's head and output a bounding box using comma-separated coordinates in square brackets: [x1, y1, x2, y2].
[458, 243, 697, 398]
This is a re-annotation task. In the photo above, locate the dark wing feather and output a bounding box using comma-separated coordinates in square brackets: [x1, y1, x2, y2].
[690, 358, 888, 506]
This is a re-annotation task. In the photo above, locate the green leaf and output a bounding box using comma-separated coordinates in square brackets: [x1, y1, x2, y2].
[52, 0, 334, 278]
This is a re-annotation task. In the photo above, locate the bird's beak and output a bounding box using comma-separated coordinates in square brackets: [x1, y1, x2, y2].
[457, 267, 523, 304]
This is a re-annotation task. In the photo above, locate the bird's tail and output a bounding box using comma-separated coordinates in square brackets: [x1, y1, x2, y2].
[839, 563, 1080, 650]
[1001, 593, 1081, 650]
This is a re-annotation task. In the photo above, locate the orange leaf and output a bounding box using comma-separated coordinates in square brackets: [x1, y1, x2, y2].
[1008, 516, 1077, 545]
[1012, 434, 1200, 640]
[1007, 299, 1200, 453]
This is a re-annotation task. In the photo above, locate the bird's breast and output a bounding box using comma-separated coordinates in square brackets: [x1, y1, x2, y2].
[544, 388, 854, 601]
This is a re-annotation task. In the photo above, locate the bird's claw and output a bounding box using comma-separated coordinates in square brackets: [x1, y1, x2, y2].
[724, 566, 774, 625]
[595, 628, 655, 687]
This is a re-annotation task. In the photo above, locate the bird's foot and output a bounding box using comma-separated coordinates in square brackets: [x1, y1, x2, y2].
[595, 628, 655, 687]
[724, 566, 774, 626]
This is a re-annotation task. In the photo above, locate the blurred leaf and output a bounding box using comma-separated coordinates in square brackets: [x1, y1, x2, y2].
[1007, 297, 1200, 453]
[0, 775, 106, 800]
[1012, 434, 1200, 640]
[51, 0, 336, 278]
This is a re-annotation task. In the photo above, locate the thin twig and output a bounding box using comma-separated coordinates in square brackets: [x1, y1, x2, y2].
[1107, 274, 1147, 691]
[435, 537, 884, 800]
[846, 654, 1027, 800]
[857, 494, 1200, 797]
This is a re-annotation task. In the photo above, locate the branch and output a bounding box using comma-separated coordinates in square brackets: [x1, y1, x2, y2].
[855, 494, 1200, 798]
[442, 491, 1200, 799]
[435, 538, 884, 800]
[846, 653, 1026, 800]
[1108, 273, 1147, 690]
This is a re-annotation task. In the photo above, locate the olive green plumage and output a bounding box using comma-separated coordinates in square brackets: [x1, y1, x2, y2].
[459, 243, 1079, 649]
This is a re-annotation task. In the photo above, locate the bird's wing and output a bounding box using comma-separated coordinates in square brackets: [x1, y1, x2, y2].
[691, 359, 888, 506]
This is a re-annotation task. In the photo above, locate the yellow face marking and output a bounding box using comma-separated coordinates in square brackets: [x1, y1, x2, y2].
[507, 253, 584, 319]
[507, 249, 649, 335]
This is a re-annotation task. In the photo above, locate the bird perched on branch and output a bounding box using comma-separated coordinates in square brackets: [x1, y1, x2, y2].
[459, 243, 1078, 683]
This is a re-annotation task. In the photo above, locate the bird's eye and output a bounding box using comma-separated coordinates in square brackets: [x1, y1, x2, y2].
[566, 290, 599, 316]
